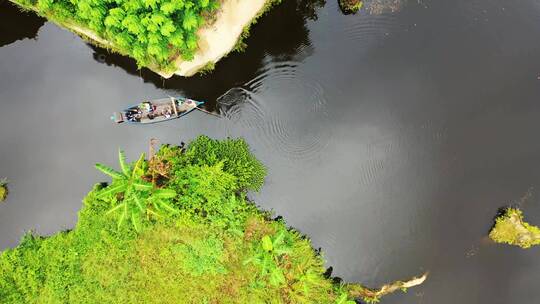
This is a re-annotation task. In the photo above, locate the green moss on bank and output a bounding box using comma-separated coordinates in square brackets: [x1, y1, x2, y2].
[489, 208, 540, 249]
[338, 0, 363, 14]
[0, 136, 423, 303]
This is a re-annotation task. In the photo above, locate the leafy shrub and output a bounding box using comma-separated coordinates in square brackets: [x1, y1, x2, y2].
[338, 0, 363, 14]
[95, 150, 177, 231]
[244, 230, 294, 287]
[489, 207, 540, 248]
[186, 135, 267, 191]
[12, 0, 220, 71]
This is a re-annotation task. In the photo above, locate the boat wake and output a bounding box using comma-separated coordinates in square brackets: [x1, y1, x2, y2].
[217, 63, 334, 162]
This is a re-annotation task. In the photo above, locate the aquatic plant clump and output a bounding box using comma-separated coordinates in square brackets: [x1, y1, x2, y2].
[0, 178, 8, 202]
[338, 0, 363, 14]
[10, 0, 219, 72]
[489, 207, 540, 249]
[0, 136, 424, 303]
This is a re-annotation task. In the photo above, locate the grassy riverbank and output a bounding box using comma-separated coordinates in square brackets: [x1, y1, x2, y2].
[9, 0, 279, 77]
[0, 136, 423, 303]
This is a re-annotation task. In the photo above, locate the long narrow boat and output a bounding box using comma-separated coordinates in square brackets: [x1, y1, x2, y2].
[111, 97, 204, 124]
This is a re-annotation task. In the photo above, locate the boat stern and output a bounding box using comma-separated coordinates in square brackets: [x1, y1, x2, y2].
[111, 112, 124, 123]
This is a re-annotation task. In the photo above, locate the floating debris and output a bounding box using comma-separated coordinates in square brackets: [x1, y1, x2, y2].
[345, 272, 428, 303]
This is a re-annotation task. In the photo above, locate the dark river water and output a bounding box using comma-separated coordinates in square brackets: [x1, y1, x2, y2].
[3, 0, 540, 302]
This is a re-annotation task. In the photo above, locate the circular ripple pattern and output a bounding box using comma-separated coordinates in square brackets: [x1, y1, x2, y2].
[218, 61, 334, 162]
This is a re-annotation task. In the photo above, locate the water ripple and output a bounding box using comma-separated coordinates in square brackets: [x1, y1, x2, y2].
[341, 14, 403, 44]
[218, 63, 333, 162]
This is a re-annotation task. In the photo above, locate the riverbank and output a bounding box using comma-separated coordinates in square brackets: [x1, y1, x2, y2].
[0, 136, 425, 303]
[8, 0, 280, 77]
[165, 0, 281, 77]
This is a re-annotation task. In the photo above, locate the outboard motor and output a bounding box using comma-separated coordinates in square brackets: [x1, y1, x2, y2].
[111, 112, 124, 123]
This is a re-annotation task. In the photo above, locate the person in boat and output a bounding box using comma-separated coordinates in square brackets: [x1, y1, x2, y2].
[139, 102, 152, 113]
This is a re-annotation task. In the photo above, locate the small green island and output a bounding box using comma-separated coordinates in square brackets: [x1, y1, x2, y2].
[489, 207, 540, 249]
[9, 0, 282, 77]
[0, 178, 8, 202]
[0, 136, 425, 303]
[338, 0, 363, 14]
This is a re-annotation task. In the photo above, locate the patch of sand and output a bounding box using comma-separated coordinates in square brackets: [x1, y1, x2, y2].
[165, 0, 269, 78]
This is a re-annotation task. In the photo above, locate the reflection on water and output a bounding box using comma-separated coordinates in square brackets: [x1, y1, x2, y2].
[87, 0, 325, 110]
[0, 0, 45, 47]
[366, 0, 407, 14]
[3, 0, 540, 303]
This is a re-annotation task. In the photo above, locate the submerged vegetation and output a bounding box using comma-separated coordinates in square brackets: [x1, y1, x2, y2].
[489, 207, 540, 249]
[0, 136, 424, 303]
[0, 178, 8, 202]
[338, 0, 363, 14]
[10, 0, 220, 72]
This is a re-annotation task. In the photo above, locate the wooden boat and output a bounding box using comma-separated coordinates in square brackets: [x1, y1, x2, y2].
[112, 97, 204, 124]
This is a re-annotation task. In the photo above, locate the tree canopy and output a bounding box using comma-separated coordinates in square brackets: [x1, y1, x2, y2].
[13, 0, 220, 71]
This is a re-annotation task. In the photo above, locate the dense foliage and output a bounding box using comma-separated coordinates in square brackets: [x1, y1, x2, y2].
[12, 0, 219, 71]
[0, 136, 359, 303]
[489, 207, 540, 249]
[338, 0, 363, 14]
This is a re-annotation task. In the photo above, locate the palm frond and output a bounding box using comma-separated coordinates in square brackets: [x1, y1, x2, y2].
[131, 211, 142, 232]
[117, 203, 128, 229]
[118, 149, 130, 175]
[153, 188, 176, 198]
[158, 200, 178, 214]
[95, 163, 125, 179]
[96, 183, 127, 199]
[131, 153, 146, 179]
[133, 195, 145, 212]
[106, 201, 126, 215]
[146, 208, 161, 218]
[133, 182, 153, 191]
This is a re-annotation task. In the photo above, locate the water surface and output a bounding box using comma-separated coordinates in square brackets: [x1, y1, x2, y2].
[2, 0, 540, 303]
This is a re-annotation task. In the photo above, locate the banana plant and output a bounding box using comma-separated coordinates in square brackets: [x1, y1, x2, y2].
[95, 150, 177, 231]
[244, 230, 294, 286]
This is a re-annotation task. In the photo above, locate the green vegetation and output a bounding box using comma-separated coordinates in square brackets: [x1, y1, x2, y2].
[10, 0, 220, 72]
[95, 150, 177, 231]
[0, 178, 8, 202]
[0, 136, 424, 303]
[489, 207, 540, 249]
[338, 0, 363, 14]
